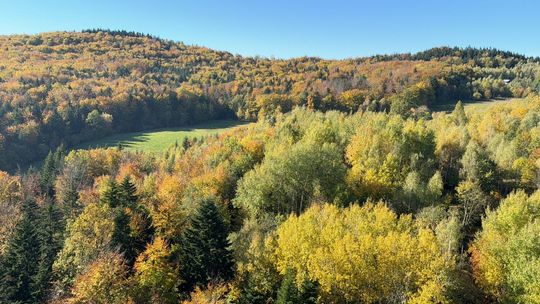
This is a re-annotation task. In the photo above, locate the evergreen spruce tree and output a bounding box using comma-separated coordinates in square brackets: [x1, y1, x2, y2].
[179, 200, 234, 292]
[62, 185, 80, 220]
[118, 175, 137, 207]
[120, 176, 154, 261]
[111, 208, 136, 266]
[0, 200, 40, 303]
[40, 145, 64, 198]
[32, 200, 64, 301]
[276, 271, 318, 304]
[100, 178, 136, 266]
[110, 176, 140, 265]
[298, 279, 319, 304]
[130, 205, 154, 262]
[182, 137, 190, 151]
[276, 271, 298, 304]
[100, 178, 120, 208]
[166, 154, 176, 173]
[40, 151, 56, 197]
[53, 143, 65, 165]
[238, 278, 268, 304]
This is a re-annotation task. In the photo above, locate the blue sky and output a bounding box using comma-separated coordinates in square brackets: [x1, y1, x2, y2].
[0, 0, 538, 59]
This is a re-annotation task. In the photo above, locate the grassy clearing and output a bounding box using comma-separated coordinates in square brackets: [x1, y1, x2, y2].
[462, 98, 526, 113]
[77, 120, 250, 153]
[433, 98, 526, 113]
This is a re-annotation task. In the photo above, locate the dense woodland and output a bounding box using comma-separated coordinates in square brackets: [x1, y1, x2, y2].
[2, 30, 540, 303]
[1, 31, 540, 171]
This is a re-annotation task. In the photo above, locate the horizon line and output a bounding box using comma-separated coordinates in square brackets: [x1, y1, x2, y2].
[1, 28, 539, 61]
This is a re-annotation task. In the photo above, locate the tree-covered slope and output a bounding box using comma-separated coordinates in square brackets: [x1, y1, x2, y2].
[1, 30, 539, 170]
[4, 95, 540, 302]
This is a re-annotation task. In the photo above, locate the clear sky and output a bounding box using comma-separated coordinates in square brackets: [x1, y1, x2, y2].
[0, 0, 538, 59]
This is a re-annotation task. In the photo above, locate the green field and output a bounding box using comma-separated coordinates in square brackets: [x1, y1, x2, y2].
[77, 120, 249, 153]
[433, 98, 526, 113]
[462, 98, 526, 113]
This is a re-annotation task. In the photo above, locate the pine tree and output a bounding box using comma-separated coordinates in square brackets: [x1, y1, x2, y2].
[182, 137, 190, 151]
[298, 279, 319, 304]
[102, 177, 137, 266]
[179, 200, 234, 292]
[111, 208, 136, 266]
[32, 200, 64, 301]
[129, 206, 154, 265]
[276, 271, 318, 304]
[276, 271, 298, 304]
[166, 154, 175, 173]
[40, 146, 64, 198]
[62, 185, 80, 220]
[101, 178, 120, 208]
[0, 200, 40, 303]
[118, 175, 137, 207]
[53, 143, 65, 165]
[238, 278, 268, 304]
[40, 151, 56, 197]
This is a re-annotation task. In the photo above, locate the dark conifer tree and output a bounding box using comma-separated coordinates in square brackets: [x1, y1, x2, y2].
[53, 144, 65, 165]
[179, 200, 234, 292]
[275, 270, 318, 304]
[182, 137, 190, 151]
[238, 276, 269, 304]
[40, 145, 64, 198]
[118, 175, 137, 207]
[276, 271, 298, 304]
[32, 200, 64, 301]
[62, 186, 80, 220]
[111, 176, 139, 265]
[120, 176, 154, 260]
[111, 207, 136, 266]
[40, 151, 56, 197]
[166, 154, 176, 173]
[100, 178, 119, 208]
[0, 200, 40, 303]
[298, 279, 319, 304]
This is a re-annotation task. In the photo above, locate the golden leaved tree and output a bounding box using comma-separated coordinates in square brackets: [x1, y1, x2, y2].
[274, 203, 455, 303]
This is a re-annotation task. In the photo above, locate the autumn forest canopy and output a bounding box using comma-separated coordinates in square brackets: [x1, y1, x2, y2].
[2, 30, 540, 303]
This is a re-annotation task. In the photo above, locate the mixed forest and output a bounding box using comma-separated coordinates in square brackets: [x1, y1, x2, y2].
[2, 30, 540, 303]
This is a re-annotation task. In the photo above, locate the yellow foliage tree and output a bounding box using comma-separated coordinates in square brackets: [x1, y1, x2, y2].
[274, 203, 454, 303]
[0, 172, 22, 254]
[133, 237, 180, 304]
[53, 202, 115, 292]
[470, 190, 540, 303]
[346, 112, 436, 204]
[69, 252, 130, 304]
[182, 284, 230, 304]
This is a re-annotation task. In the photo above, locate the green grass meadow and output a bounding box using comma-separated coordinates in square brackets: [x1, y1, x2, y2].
[77, 120, 250, 153]
[462, 98, 526, 113]
[433, 98, 526, 113]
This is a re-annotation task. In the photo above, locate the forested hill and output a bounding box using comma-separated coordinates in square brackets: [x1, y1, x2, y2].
[4, 29, 540, 304]
[1, 30, 540, 170]
[374, 46, 539, 65]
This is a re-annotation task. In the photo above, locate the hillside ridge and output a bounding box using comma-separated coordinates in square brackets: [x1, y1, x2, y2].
[0, 30, 539, 170]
